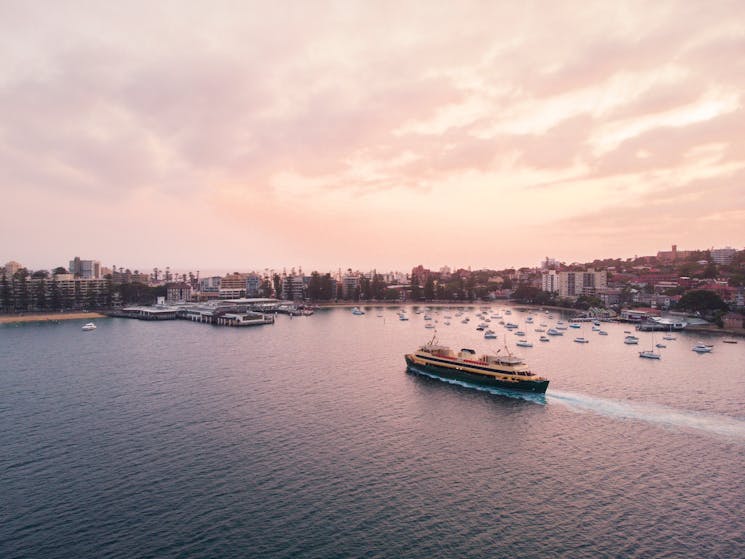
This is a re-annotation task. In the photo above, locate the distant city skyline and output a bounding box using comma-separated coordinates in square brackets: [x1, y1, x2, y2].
[1, 2, 743, 271]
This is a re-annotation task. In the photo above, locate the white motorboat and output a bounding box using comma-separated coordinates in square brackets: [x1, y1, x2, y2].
[81, 322, 96, 331]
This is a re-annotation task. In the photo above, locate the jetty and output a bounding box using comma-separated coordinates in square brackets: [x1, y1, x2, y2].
[109, 298, 286, 327]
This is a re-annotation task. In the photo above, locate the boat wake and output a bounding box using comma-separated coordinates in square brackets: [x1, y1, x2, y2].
[407, 365, 546, 405]
[409, 365, 745, 440]
[548, 390, 745, 441]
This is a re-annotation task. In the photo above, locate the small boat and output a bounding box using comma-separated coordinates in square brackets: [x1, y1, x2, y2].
[81, 322, 96, 331]
[534, 328, 546, 333]
[525, 317, 534, 323]
[547, 328, 563, 336]
[593, 320, 600, 326]
[624, 330, 631, 334]
[476, 326, 485, 331]
[443, 321, 451, 326]
[515, 331, 526, 337]
[461, 318, 469, 324]
[569, 323, 581, 329]
[484, 329, 497, 339]
[639, 350, 661, 359]
[591, 326, 600, 331]
[505, 322, 519, 329]
[722, 339, 738, 344]
[624, 335, 639, 345]
[425, 323, 435, 329]
[556, 325, 568, 330]
[655, 343, 666, 348]
[399, 313, 409, 321]
[516, 340, 533, 347]
[351, 307, 365, 315]
[574, 337, 589, 343]
[424, 314, 432, 321]
[598, 330, 608, 336]
[539, 336, 550, 342]
[692, 344, 712, 353]
[663, 335, 676, 341]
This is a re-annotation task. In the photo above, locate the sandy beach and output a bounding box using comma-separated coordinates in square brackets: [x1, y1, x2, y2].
[0, 312, 107, 324]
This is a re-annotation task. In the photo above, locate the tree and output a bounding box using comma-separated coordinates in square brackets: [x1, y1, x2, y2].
[50, 277, 61, 311]
[700, 262, 718, 279]
[14, 269, 29, 311]
[52, 266, 68, 275]
[677, 290, 728, 313]
[423, 278, 435, 299]
[1, 273, 10, 312]
[31, 269, 50, 279]
[410, 281, 422, 301]
[307, 271, 321, 300]
[35, 278, 47, 310]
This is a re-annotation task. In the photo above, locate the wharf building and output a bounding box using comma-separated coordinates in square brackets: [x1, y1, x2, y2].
[118, 298, 279, 327]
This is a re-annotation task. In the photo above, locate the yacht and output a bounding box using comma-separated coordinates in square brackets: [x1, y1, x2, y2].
[547, 328, 563, 336]
[692, 343, 712, 353]
[81, 322, 96, 331]
[515, 331, 526, 337]
[516, 340, 533, 347]
[351, 307, 365, 315]
[484, 329, 497, 339]
[598, 330, 608, 336]
[539, 335, 550, 342]
[639, 350, 661, 359]
[574, 337, 589, 343]
[624, 335, 639, 345]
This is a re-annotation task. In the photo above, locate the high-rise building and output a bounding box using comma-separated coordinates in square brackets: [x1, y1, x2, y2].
[246, 274, 261, 297]
[69, 257, 101, 279]
[558, 269, 607, 299]
[3, 261, 22, 276]
[342, 272, 360, 299]
[541, 270, 559, 293]
[710, 247, 737, 265]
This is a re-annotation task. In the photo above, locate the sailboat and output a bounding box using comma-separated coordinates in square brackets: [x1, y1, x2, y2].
[639, 333, 661, 359]
[662, 324, 676, 341]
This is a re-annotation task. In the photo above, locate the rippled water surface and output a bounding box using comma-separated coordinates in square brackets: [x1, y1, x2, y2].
[2, 306, 744, 558]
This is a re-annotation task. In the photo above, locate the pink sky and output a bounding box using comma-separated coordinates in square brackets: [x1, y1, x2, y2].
[1, 1, 743, 273]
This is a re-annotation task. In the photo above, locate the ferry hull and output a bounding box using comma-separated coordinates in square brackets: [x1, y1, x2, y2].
[405, 355, 549, 394]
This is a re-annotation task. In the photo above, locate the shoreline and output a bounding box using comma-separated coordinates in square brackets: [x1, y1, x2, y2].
[0, 312, 107, 325]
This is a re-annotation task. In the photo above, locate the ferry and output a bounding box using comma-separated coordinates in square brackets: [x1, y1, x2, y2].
[405, 336, 549, 393]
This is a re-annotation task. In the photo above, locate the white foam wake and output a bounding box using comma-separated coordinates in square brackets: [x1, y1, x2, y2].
[548, 389, 745, 441]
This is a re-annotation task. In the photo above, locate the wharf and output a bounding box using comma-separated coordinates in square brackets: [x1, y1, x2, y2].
[111, 299, 279, 327]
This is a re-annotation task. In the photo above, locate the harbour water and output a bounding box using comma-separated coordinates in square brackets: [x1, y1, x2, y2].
[2, 306, 744, 558]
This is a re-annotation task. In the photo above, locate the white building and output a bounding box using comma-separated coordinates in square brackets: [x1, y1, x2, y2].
[710, 247, 737, 265]
[541, 270, 559, 293]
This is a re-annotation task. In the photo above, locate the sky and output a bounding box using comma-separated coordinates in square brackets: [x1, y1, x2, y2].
[1, 1, 744, 274]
